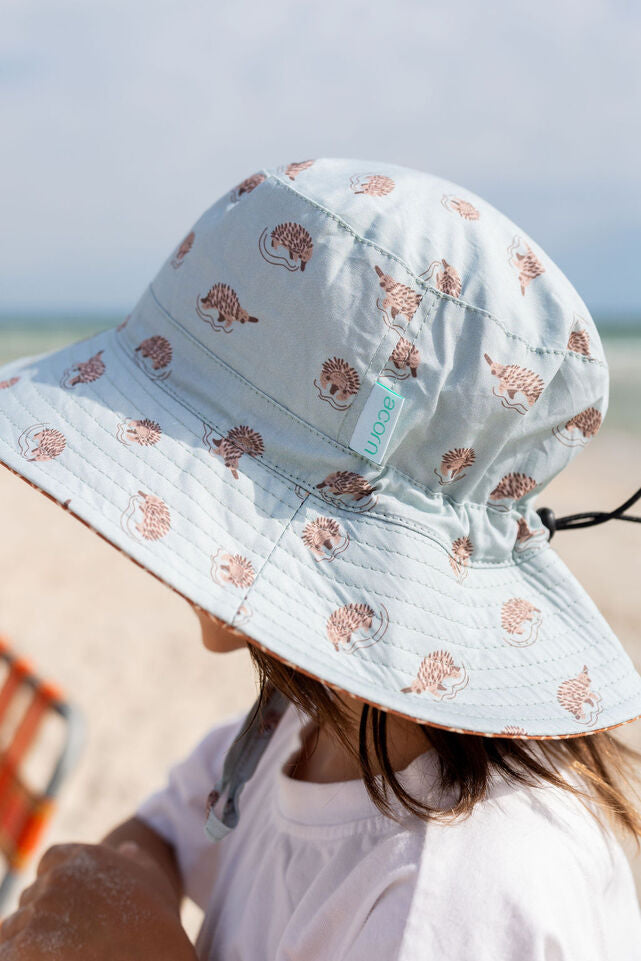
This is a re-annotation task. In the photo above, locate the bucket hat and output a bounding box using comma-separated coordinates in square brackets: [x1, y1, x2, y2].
[1, 157, 640, 758]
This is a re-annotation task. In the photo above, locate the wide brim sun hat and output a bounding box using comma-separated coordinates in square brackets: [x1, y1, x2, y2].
[1, 157, 641, 744]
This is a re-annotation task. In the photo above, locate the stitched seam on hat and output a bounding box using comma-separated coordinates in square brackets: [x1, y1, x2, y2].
[115, 323, 549, 569]
[230, 494, 310, 627]
[255, 582, 629, 696]
[29, 324, 550, 572]
[109, 326, 352, 535]
[308, 498, 542, 571]
[258, 573, 613, 680]
[250, 582, 629, 698]
[324, 538, 552, 593]
[0, 413, 216, 589]
[390, 278, 439, 376]
[0, 384, 225, 574]
[4, 377, 627, 708]
[24, 368, 292, 547]
[94, 356, 303, 539]
[0, 443, 240, 623]
[285, 519, 567, 601]
[266, 175, 607, 369]
[5, 372, 288, 568]
[141, 288, 543, 526]
[335, 280, 440, 444]
[4, 413, 627, 724]
[113, 320, 551, 569]
[102, 330, 311, 526]
[257, 548, 606, 644]
[2, 387, 630, 714]
[111, 325, 545, 571]
[0, 440, 250, 632]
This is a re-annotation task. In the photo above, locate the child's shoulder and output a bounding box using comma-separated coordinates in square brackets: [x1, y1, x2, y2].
[396, 769, 640, 961]
[401, 777, 641, 961]
[427, 765, 623, 888]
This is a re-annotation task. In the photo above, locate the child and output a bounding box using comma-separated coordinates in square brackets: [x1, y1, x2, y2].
[0, 158, 641, 960]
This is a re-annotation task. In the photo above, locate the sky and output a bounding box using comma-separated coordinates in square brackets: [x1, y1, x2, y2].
[1, 0, 640, 319]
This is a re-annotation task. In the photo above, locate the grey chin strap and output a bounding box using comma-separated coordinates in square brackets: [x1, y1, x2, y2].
[204, 685, 290, 842]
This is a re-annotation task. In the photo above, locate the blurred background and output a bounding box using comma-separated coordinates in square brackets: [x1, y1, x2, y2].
[1, 0, 640, 940]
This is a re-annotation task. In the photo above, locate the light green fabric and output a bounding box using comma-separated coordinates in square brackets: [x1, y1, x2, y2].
[0, 158, 637, 737]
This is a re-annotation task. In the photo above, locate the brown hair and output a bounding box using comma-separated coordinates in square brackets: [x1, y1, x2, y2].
[246, 643, 641, 850]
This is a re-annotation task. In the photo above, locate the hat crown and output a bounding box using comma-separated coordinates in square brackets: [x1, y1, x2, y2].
[4, 159, 639, 740]
[126, 158, 608, 563]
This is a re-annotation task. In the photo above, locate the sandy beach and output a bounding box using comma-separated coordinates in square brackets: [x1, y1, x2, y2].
[0, 417, 639, 939]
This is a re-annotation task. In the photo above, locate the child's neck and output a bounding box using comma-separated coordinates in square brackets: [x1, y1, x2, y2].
[286, 702, 433, 784]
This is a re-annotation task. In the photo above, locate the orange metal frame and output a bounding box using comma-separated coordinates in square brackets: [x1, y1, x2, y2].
[0, 634, 84, 914]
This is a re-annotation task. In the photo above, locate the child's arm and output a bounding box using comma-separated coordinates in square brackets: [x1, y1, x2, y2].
[100, 814, 184, 910]
[0, 841, 198, 959]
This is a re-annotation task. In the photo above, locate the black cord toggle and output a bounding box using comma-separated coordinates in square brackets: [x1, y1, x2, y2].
[536, 485, 641, 540]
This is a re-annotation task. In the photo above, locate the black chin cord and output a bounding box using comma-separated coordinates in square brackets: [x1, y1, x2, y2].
[536, 485, 641, 540]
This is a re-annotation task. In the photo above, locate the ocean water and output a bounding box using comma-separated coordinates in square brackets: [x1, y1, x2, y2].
[0, 317, 638, 435]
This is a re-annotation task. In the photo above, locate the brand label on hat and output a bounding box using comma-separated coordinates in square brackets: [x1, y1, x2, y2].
[348, 381, 404, 466]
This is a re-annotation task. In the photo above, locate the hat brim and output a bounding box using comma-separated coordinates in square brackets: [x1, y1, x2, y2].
[1, 323, 641, 740]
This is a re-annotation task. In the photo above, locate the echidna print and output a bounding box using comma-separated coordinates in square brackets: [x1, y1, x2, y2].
[301, 516, 350, 562]
[170, 231, 195, 269]
[373, 265, 423, 333]
[60, 350, 106, 389]
[501, 598, 542, 647]
[314, 357, 361, 410]
[552, 407, 602, 448]
[258, 222, 314, 272]
[449, 535, 474, 583]
[0, 377, 19, 389]
[134, 336, 172, 381]
[441, 195, 480, 221]
[315, 471, 379, 512]
[18, 424, 66, 462]
[229, 172, 266, 202]
[500, 725, 528, 736]
[196, 282, 259, 332]
[382, 336, 420, 380]
[419, 259, 462, 298]
[513, 515, 547, 555]
[349, 173, 395, 197]
[210, 547, 256, 589]
[484, 353, 544, 414]
[508, 235, 545, 296]
[116, 418, 162, 448]
[401, 649, 469, 700]
[283, 160, 314, 180]
[434, 448, 476, 486]
[326, 601, 389, 653]
[557, 665, 603, 726]
[202, 423, 265, 480]
[489, 472, 538, 508]
[567, 314, 591, 357]
[567, 328, 591, 356]
[120, 491, 171, 542]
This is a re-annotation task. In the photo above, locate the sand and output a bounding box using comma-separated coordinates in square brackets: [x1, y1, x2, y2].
[0, 425, 639, 941]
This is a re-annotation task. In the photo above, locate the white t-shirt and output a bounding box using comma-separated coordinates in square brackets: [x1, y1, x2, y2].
[135, 702, 641, 960]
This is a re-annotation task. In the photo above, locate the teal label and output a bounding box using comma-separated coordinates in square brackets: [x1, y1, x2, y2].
[348, 381, 404, 465]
